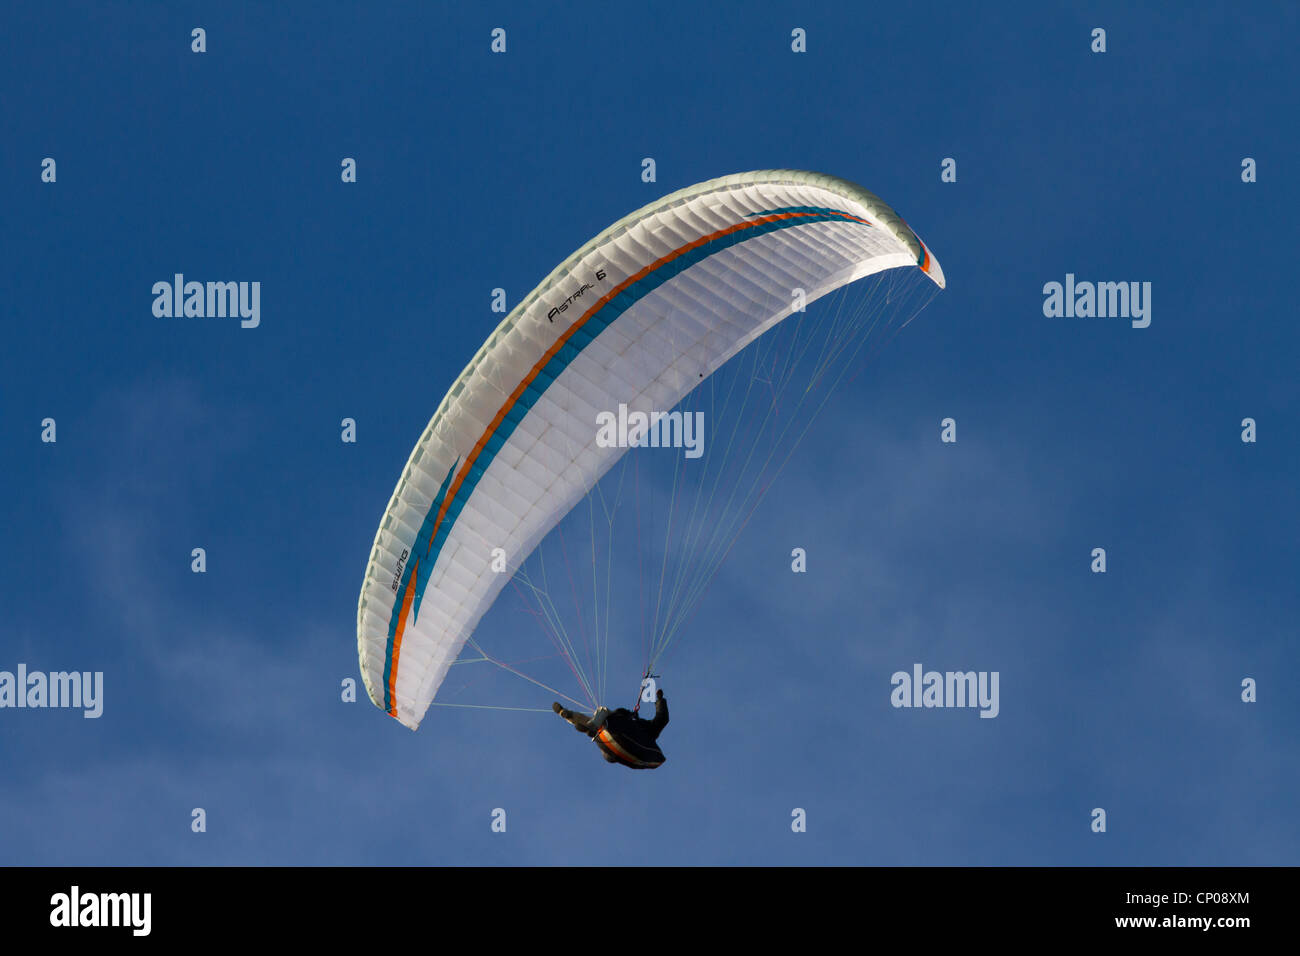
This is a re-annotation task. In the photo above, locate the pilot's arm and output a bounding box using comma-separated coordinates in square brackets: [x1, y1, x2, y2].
[649, 690, 669, 735]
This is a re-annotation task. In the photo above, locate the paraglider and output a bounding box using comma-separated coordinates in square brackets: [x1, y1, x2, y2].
[356, 169, 945, 740]
[554, 688, 670, 769]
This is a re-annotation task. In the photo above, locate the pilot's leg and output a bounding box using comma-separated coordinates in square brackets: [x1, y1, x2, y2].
[553, 702, 593, 733]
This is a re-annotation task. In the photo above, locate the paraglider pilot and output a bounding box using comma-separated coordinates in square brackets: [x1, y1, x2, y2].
[554, 690, 669, 769]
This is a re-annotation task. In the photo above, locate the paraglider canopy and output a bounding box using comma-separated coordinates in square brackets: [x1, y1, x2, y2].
[356, 170, 944, 729]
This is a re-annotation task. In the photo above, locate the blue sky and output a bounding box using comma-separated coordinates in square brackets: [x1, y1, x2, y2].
[1, 2, 1297, 865]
